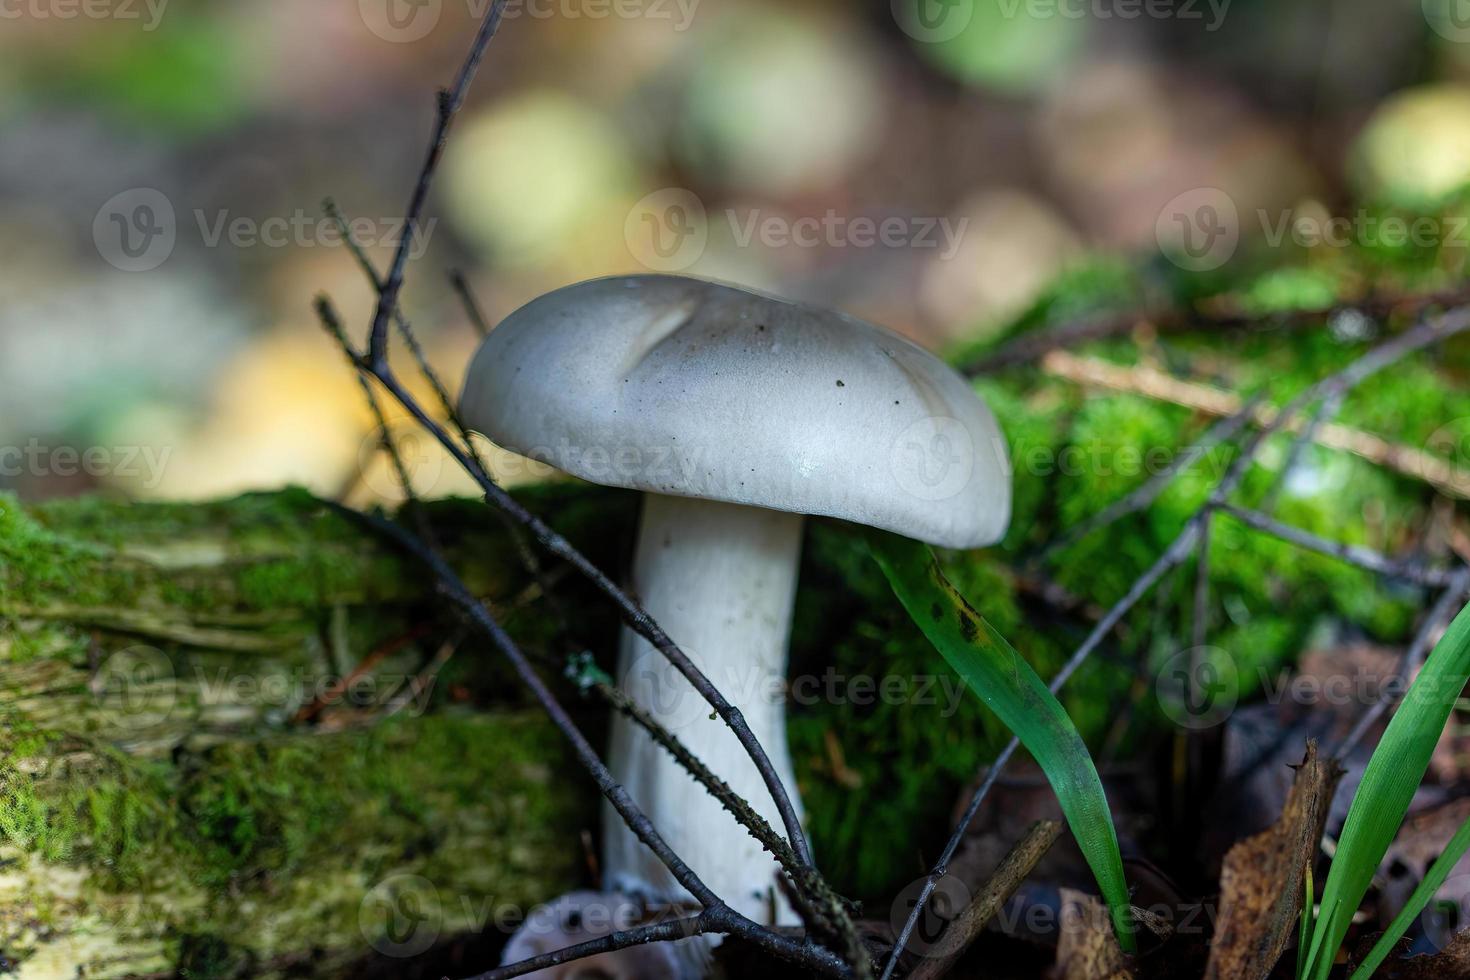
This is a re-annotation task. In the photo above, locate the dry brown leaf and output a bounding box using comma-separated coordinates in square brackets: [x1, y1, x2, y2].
[1205, 740, 1344, 980]
[1377, 798, 1470, 924]
[1052, 889, 1132, 980]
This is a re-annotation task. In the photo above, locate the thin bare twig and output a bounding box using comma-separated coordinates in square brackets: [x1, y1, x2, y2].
[343, 505, 853, 980]
[451, 269, 493, 337]
[881, 304, 1470, 979]
[364, 1, 509, 364]
[1337, 565, 1470, 759]
[325, 199, 561, 620]
[961, 285, 1470, 375]
[335, 1, 814, 876]
[906, 820, 1062, 980]
[465, 914, 707, 980]
[1218, 504, 1458, 587]
[1034, 394, 1264, 565]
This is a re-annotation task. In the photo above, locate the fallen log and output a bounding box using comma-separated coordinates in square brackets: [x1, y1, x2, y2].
[0, 486, 635, 979]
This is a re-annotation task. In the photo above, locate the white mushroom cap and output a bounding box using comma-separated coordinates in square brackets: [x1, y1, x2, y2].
[459, 274, 1011, 548]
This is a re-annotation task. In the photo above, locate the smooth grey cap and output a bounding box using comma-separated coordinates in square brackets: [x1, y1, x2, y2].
[459, 275, 1011, 547]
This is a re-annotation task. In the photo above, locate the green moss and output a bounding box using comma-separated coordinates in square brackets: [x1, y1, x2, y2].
[0, 492, 124, 610]
[801, 227, 1467, 898]
[1237, 266, 1344, 315]
[0, 778, 53, 853]
[1, 711, 588, 960]
[0, 741, 173, 884]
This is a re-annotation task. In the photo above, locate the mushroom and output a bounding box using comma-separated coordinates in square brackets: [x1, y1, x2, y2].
[460, 274, 1010, 972]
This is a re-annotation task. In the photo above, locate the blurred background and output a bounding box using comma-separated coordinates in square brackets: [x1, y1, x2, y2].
[4, 0, 1468, 504]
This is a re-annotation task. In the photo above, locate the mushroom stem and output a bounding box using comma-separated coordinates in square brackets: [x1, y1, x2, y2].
[604, 493, 805, 930]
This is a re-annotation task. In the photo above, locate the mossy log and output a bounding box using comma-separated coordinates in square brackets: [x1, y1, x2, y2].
[0, 481, 1116, 979]
[0, 487, 639, 979]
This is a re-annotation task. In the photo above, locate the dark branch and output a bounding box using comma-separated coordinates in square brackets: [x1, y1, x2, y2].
[365, 0, 510, 367]
[881, 302, 1470, 979]
[327, 1, 815, 873]
[1218, 504, 1458, 587]
[336, 502, 854, 980]
[464, 914, 708, 980]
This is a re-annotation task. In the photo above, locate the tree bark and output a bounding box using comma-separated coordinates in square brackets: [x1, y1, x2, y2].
[0, 486, 635, 979]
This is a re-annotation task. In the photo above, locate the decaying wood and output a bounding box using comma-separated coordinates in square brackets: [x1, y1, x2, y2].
[1204, 741, 1343, 980]
[0, 487, 626, 978]
[909, 820, 1062, 980]
[1052, 890, 1132, 980]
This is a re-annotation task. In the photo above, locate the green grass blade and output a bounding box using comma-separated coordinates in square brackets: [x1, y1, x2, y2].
[867, 531, 1135, 951]
[1298, 863, 1314, 971]
[1348, 813, 1470, 980]
[1301, 596, 1470, 980]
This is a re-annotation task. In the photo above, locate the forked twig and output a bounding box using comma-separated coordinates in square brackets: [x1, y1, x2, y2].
[880, 305, 1470, 979]
[319, 5, 1470, 975]
[1218, 504, 1458, 587]
[326, 0, 815, 880]
[342, 504, 853, 979]
[304, 7, 877, 974]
